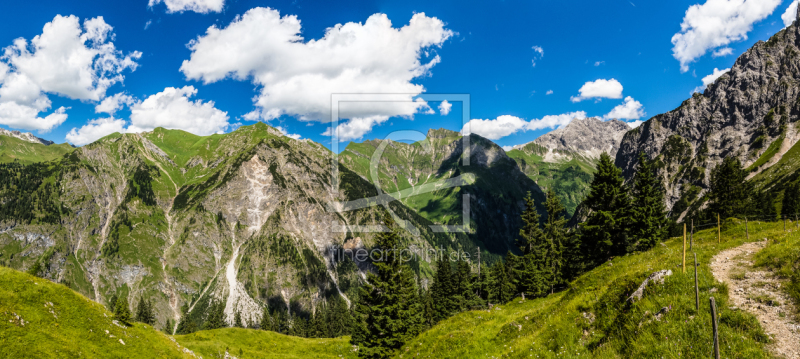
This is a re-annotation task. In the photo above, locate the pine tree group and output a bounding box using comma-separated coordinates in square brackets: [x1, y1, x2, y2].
[134, 297, 156, 325]
[114, 296, 131, 325]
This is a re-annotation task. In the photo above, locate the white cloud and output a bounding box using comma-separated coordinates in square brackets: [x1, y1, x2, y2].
[95, 92, 134, 114]
[546, 90, 553, 95]
[627, 120, 644, 128]
[128, 86, 229, 136]
[594, 61, 605, 66]
[0, 15, 139, 132]
[148, 0, 224, 13]
[570, 79, 623, 102]
[181, 8, 453, 126]
[531, 45, 544, 67]
[711, 47, 733, 57]
[438, 100, 452, 115]
[671, 0, 780, 72]
[323, 115, 389, 142]
[502, 145, 513, 151]
[66, 117, 126, 145]
[782, 0, 799, 27]
[693, 67, 731, 93]
[603, 96, 645, 120]
[275, 126, 301, 140]
[460, 111, 587, 140]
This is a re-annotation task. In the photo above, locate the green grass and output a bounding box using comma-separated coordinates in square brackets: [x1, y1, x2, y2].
[174, 328, 358, 359]
[747, 135, 784, 172]
[0, 266, 190, 358]
[754, 229, 800, 315]
[399, 220, 790, 358]
[0, 135, 73, 164]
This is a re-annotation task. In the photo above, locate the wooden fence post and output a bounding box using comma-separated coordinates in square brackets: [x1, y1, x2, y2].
[717, 214, 721, 244]
[784, 216, 787, 232]
[683, 224, 687, 274]
[710, 297, 720, 359]
[694, 253, 699, 312]
[745, 217, 749, 240]
[690, 219, 694, 250]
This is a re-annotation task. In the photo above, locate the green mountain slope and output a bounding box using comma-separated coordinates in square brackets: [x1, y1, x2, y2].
[175, 328, 357, 359]
[339, 129, 544, 256]
[400, 220, 784, 358]
[0, 266, 190, 358]
[505, 142, 596, 218]
[0, 122, 474, 331]
[0, 134, 73, 164]
[0, 266, 360, 358]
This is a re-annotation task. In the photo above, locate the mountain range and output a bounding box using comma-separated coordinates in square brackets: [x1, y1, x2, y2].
[3, 12, 800, 336]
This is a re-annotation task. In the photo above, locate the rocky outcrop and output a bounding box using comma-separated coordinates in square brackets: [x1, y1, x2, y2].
[0, 128, 54, 145]
[519, 117, 630, 160]
[616, 9, 800, 219]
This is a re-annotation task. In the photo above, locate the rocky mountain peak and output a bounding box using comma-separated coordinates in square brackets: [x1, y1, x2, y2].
[513, 117, 630, 160]
[0, 128, 54, 145]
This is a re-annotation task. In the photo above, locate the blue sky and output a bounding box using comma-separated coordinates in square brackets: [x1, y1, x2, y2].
[0, 0, 797, 151]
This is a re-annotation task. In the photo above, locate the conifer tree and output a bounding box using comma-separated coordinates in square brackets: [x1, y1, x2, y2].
[782, 182, 800, 218]
[233, 310, 243, 328]
[163, 318, 174, 334]
[755, 189, 777, 220]
[511, 192, 549, 298]
[350, 221, 424, 358]
[580, 152, 630, 265]
[176, 304, 196, 334]
[430, 255, 455, 323]
[135, 297, 156, 325]
[543, 189, 568, 293]
[203, 300, 226, 330]
[487, 259, 515, 304]
[260, 307, 272, 331]
[709, 156, 751, 219]
[629, 152, 668, 251]
[114, 296, 132, 325]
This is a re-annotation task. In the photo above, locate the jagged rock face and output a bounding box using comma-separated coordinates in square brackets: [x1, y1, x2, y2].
[339, 129, 544, 256]
[516, 117, 630, 160]
[0, 128, 54, 145]
[0, 123, 452, 331]
[616, 15, 800, 220]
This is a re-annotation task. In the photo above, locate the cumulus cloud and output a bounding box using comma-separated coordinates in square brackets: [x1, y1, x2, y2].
[502, 145, 513, 151]
[712, 47, 733, 57]
[180, 8, 453, 126]
[570, 79, 623, 102]
[128, 86, 229, 135]
[275, 126, 301, 140]
[692, 67, 731, 93]
[671, 0, 780, 72]
[603, 96, 645, 120]
[66, 117, 126, 145]
[95, 92, 134, 114]
[627, 120, 644, 128]
[0, 15, 140, 132]
[531, 45, 544, 66]
[148, 0, 224, 13]
[460, 111, 587, 140]
[782, 0, 799, 27]
[323, 115, 389, 142]
[546, 90, 553, 95]
[438, 100, 452, 115]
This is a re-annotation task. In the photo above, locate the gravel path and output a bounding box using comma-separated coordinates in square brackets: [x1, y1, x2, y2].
[710, 240, 799, 359]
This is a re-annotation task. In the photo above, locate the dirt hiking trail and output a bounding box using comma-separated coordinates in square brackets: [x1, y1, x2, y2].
[710, 240, 800, 359]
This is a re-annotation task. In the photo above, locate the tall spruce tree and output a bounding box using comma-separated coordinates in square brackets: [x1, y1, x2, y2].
[543, 189, 568, 293]
[134, 297, 156, 325]
[629, 152, 668, 251]
[203, 300, 226, 330]
[782, 182, 800, 218]
[755, 189, 778, 220]
[114, 296, 132, 325]
[487, 259, 515, 304]
[430, 255, 455, 323]
[580, 152, 630, 265]
[350, 222, 424, 358]
[709, 156, 751, 219]
[511, 192, 549, 298]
